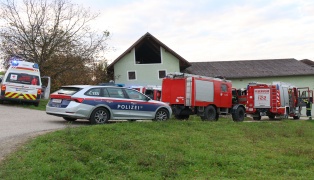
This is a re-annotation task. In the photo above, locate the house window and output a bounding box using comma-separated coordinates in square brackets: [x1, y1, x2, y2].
[135, 40, 161, 64]
[159, 70, 166, 79]
[128, 71, 136, 80]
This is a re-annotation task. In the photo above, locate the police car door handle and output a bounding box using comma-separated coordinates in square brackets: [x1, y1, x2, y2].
[131, 102, 137, 104]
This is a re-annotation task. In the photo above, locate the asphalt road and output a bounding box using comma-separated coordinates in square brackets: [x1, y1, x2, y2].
[0, 104, 89, 162]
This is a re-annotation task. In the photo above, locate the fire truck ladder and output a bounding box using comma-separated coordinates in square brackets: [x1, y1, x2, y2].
[166, 72, 230, 82]
[271, 85, 278, 112]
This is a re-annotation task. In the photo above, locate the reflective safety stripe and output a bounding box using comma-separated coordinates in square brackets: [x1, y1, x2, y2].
[5, 92, 37, 100]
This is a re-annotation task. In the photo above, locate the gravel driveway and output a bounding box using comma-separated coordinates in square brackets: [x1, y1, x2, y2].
[0, 104, 88, 162]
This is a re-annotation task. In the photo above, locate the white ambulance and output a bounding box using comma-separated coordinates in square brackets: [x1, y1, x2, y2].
[0, 60, 42, 106]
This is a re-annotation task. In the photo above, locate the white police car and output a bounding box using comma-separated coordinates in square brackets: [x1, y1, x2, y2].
[46, 85, 172, 124]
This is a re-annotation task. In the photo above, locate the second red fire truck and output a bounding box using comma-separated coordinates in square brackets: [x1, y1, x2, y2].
[161, 73, 246, 121]
[246, 82, 313, 120]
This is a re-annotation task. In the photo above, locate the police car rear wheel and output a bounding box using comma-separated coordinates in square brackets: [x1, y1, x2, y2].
[154, 109, 169, 121]
[90, 107, 110, 124]
[63, 117, 77, 121]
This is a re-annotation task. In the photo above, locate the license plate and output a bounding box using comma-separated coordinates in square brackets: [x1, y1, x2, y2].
[51, 103, 61, 108]
[52, 99, 62, 103]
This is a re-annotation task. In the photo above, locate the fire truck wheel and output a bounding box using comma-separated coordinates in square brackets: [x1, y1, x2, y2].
[90, 107, 110, 124]
[232, 106, 245, 122]
[253, 116, 261, 120]
[174, 115, 190, 120]
[268, 114, 275, 120]
[202, 105, 218, 121]
[293, 115, 300, 120]
[154, 108, 169, 121]
[63, 117, 77, 121]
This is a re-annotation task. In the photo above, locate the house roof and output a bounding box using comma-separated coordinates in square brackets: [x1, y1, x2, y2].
[183, 58, 314, 79]
[107, 32, 191, 71]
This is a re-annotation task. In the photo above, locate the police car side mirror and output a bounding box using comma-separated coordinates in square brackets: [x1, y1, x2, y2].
[146, 96, 151, 101]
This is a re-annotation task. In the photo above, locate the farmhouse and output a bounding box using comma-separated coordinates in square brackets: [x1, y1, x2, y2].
[107, 32, 314, 91]
[107, 32, 190, 87]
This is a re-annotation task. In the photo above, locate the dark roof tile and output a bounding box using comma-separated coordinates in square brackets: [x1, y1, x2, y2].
[184, 58, 314, 79]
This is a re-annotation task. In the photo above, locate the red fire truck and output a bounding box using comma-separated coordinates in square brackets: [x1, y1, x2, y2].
[161, 73, 246, 121]
[246, 82, 313, 120]
[129, 85, 146, 93]
[144, 85, 161, 101]
[130, 85, 162, 101]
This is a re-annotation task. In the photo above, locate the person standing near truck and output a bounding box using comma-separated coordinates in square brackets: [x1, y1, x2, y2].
[304, 98, 312, 120]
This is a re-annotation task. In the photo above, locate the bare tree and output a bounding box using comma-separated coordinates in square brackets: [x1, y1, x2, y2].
[91, 60, 111, 85]
[0, 0, 110, 75]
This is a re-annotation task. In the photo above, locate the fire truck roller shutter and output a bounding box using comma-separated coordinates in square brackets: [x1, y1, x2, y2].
[195, 80, 214, 102]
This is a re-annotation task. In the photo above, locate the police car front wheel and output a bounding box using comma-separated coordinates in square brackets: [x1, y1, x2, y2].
[154, 109, 169, 121]
[90, 107, 110, 124]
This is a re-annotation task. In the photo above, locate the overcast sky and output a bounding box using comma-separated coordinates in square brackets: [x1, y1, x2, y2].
[74, 0, 314, 64]
[1, 0, 313, 71]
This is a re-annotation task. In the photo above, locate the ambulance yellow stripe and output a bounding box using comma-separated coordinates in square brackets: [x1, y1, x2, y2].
[24, 94, 31, 100]
[24, 94, 36, 100]
[5, 92, 18, 98]
[29, 94, 37, 100]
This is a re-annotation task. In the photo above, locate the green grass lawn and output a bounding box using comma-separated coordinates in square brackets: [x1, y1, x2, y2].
[0, 117, 313, 179]
[21, 99, 49, 111]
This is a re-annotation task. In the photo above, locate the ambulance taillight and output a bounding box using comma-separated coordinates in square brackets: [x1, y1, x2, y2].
[1, 85, 5, 91]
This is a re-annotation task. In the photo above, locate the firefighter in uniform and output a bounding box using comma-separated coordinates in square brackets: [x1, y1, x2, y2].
[304, 98, 312, 120]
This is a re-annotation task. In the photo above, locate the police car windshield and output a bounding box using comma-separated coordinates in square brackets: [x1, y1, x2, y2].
[5, 73, 40, 85]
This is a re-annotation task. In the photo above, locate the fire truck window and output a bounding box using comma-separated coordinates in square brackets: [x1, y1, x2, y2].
[301, 91, 307, 98]
[128, 71, 136, 80]
[232, 90, 237, 96]
[221, 84, 228, 92]
[145, 90, 154, 99]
